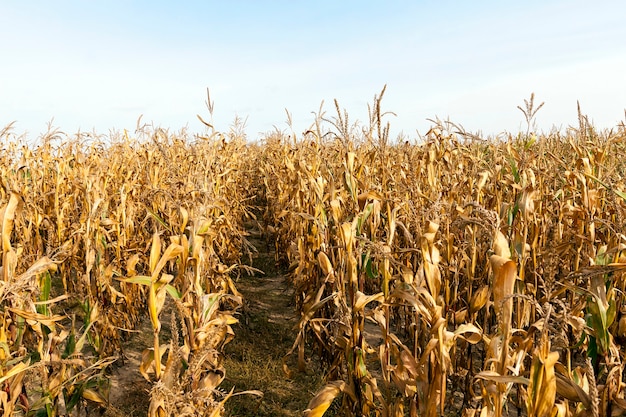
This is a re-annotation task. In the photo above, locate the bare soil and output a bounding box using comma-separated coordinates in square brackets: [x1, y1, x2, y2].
[104, 222, 324, 416]
[104, 311, 155, 416]
[221, 226, 324, 416]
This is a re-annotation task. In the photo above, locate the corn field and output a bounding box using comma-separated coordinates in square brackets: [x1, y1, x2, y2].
[0, 123, 260, 416]
[1, 91, 626, 416]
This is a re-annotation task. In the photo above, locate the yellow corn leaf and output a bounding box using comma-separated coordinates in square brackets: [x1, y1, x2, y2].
[224, 274, 243, 299]
[470, 285, 490, 315]
[1, 192, 21, 254]
[140, 348, 155, 381]
[199, 369, 225, 392]
[346, 151, 356, 173]
[389, 288, 435, 322]
[490, 254, 517, 329]
[0, 360, 31, 385]
[401, 265, 414, 285]
[453, 323, 483, 344]
[148, 283, 159, 331]
[527, 348, 559, 417]
[75, 319, 96, 354]
[179, 233, 189, 280]
[149, 232, 162, 275]
[126, 254, 140, 277]
[300, 293, 336, 325]
[304, 380, 346, 417]
[340, 222, 354, 253]
[148, 395, 167, 417]
[551, 402, 568, 417]
[140, 345, 169, 381]
[423, 259, 441, 301]
[107, 284, 127, 304]
[229, 389, 264, 398]
[387, 205, 400, 246]
[34, 294, 69, 306]
[2, 248, 18, 282]
[89, 300, 100, 325]
[493, 230, 511, 259]
[317, 251, 334, 276]
[420, 222, 442, 301]
[8, 308, 65, 329]
[330, 199, 341, 224]
[0, 327, 6, 361]
[119, 275, 152, 286]
[208, 387, 236, 417]
[353, 291, 383, 312]
[179, 206, 189, 234]
[424, 221, 439, 243]
[477, 170, 490, 191]
[454, 308, 468, 323]
[82, 388, 107, 404]
[197, 313, 239, 331]
[8, 366, 26, 413]
[151, 243, 184, 282]
[474, 370, 529, 386]
[16, 256, 57, 282]
[48, 363, 66, 396]
[554, 372, 591, 410]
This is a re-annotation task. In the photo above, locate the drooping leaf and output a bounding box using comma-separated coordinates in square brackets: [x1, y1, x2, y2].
[304, 381, 346, 417]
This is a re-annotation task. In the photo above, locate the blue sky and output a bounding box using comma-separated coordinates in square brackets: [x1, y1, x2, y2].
[1, 1, 625, 141]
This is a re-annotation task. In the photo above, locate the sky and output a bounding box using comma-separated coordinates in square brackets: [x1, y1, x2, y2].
[1, 1, 625, 142]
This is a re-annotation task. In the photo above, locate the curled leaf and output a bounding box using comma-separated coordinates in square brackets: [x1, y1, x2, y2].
[304, 380, 346, 417]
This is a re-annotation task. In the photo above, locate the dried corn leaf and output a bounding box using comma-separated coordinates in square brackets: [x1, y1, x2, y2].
[304, 380, 346, 417]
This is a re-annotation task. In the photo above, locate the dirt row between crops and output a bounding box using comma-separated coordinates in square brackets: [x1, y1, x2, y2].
[221, 224, 325, 416]
[104, 221, 322, 416]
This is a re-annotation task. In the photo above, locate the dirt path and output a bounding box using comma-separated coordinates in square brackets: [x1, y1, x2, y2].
[104, 221, 322, 416]
[105, 322, 153, 416]
[221, 225, 323, 416]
